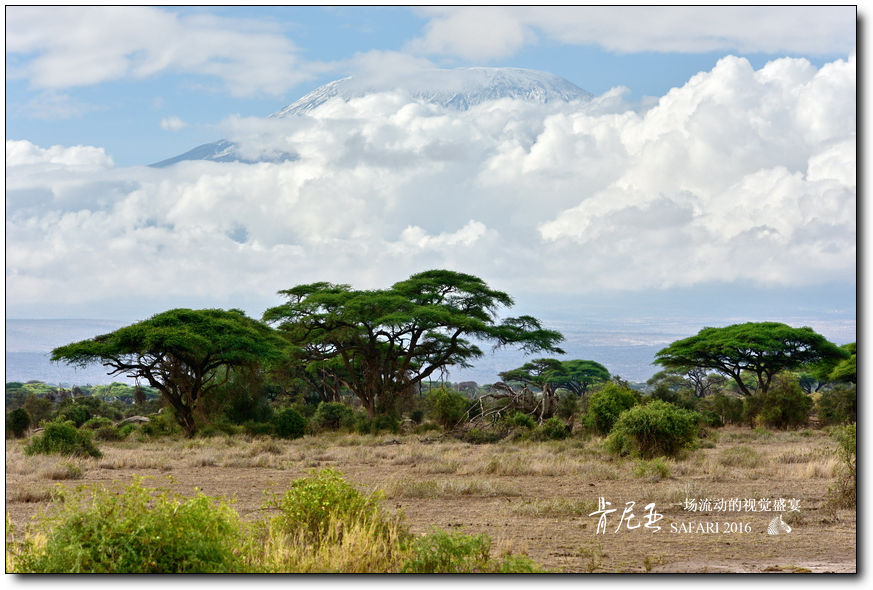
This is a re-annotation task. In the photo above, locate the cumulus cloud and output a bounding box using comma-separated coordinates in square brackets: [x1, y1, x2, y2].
[411, 6, 856, 60]
[160, 116, 189, 131]
[5, 55, 855, 318]
[5, 6, 316, 96]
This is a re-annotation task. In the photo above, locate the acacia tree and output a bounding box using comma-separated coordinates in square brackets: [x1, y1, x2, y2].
[654, 322, 846, 397]
[51, 308, 287, 436]
[263, 270, 565, 418]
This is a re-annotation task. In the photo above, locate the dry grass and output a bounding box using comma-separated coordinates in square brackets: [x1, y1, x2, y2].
[384, 477, 520, 498]
[510, 497, 598, 518]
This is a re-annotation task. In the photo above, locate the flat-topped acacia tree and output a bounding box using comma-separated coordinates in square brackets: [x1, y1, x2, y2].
[263, 270, 565, 418]
[654, 322, 846, 397]
[51, 308, 287, 437]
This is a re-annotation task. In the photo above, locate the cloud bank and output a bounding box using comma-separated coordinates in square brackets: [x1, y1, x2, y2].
[5, 55, 855, 319]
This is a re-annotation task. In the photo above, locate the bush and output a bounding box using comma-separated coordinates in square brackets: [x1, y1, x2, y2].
[372, 414, 400, 435]
[827, 423, 856, 509]
[272, 408, 307, 440]
[426, 387, 469, 430]
[401, 527, 491, 573]
[93, 426, 122, 441]
[705, 393, 743, 425]
[744, 373, 812, 429]
[24, 422, 102, 458]
[532, 417, 570, 441]
[53, 403, 91, 428]
[257, 468, 407, 572]
[6, 408, 30, 438]
[83, 416, 113, 430]
[14, 477, 244, 573]
[401, 527, 545, 573]
[139, 412, 182, 438]
[816, 385, 856, 425]
[313, 402, 354, 431]
[503, 411, 536, 430]
[604, 401, 701, 459]
[584, 383, 640, 435]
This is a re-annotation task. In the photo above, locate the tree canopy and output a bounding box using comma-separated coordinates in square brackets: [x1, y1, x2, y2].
[654, 322, 846, 397]
[499, 358, 609, 398]
[263, 270, 565, 417]
[51, 308, 287, 436]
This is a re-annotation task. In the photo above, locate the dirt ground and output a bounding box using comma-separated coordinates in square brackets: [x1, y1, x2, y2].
[5, 427, 857, 573]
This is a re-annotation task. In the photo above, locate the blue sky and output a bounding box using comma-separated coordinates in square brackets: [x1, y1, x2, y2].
[5, 6, 858, 353]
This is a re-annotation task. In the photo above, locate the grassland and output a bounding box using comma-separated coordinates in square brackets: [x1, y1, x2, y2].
[5, 425, 855, 573]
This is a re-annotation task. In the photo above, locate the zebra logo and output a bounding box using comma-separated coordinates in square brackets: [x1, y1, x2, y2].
[768, 515, 792, 535]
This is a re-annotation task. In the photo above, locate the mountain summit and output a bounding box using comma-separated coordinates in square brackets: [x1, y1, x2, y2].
[271, 67, 593, 117]
[151, 67, 593, 167]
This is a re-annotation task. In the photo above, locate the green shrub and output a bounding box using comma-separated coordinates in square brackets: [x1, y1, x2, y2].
[504, 411, 536, 430]
[744, 373, 812, 429]
[6, 408, 30, 438]
[24, 422, 102, 458]
[585, 383, 640, 436]
[408, 409, 425, 424]
[604, 401, 700, 459]
[53, 403, 90, 428]
[266, 469, 383, 540]
[313, 402, 354, 431]
[827, 423, 856, 508]
[93, 426, 122, 441]
[462, 427, 505, 444]
[401, 527, 491, 573]
[705, 393, 743, 425]
[83, 416, 113, 430]
[426, 387, 469, 430]
[272, 408, 307, 440]
[372, 414, 401, 435]
[14, 477, 244, 573]
[533, 417, 570, 441]
[816, 385, 856, 425]
[401, 527, 545, 573]
[242, 420, 274, 437]
[139, 412, 182, 438]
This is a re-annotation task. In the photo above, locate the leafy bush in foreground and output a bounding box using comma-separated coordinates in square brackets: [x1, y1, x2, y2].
[827, 423, 856, 509]
[13, 477, 244, 573]
[24, 422, 102, 458]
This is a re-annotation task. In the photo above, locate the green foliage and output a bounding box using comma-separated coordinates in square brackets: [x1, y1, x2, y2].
[6, 408, 31, 438]
[51, 308, 287, 437]
[605, 401, 701, 459]
[400, 527, 545, 573]
[584, 382, 640, 436]
[503, 410, 536, 430]
[139, 412, 182, 438]
[532, 417, 570, 441]
[462, 427, 505, 444]
[426, 387, 469, 429]
[15, 477, 244, 573]
[743, 373, 812, 429]
[265, 468, 392, 546]
[23, 394, 54, 427]
[705, 392, 744, 425]
[827, 423, 856, 509]
[313, 402, 354, 431]
[401, 527, 491, 573]
[83, 416, 113, 430]
[816, 385, 856, 425]
[24, 422, 102, 458]
[53, 402, 90, 428]
[272, 407, 307, 440]
[263, 270, 564, 418]
[655, 322, 846, 397]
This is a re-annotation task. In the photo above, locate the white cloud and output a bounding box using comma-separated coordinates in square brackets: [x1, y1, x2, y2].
[5, 55, 855, 317]
[5, 6, 315, 96]
[411, 6, 856, 60]
[160, 116, 189, 131]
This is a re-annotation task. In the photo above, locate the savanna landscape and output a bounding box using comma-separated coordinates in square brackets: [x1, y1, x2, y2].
[5, 271, 857, 573]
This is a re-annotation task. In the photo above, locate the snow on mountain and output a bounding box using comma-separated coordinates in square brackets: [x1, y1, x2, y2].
[270, 67, 594, 117]
[150, 67, 593, 167]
